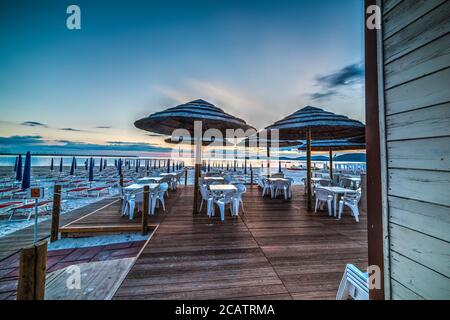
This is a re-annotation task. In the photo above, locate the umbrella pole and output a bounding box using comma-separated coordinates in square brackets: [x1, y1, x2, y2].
[266, 143, 270, 175]
[193, 123, 202, 214]
[329, 148, 333, 182]
[306, 128, 312, 211]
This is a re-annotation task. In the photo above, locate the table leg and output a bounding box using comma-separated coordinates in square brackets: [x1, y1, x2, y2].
[334, 194, 338, 217]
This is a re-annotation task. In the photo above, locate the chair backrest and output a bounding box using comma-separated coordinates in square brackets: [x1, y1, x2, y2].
[315, 188, 332, 201]
[223, 190, 236, 203]
[340, 177, 352, 188]
[346, 189, 362, 203]
[336, 264, 369, 300]
[274, 180, 288, 189]
[235, 184, 246, 196]
[159, 182, 169, 193]
[271, 173, 284, 178]
[200, 185, 209, 200]
[319, 179, 331, 187]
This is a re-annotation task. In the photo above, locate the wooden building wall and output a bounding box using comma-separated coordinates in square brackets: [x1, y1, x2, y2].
[380, 0, 450, 299]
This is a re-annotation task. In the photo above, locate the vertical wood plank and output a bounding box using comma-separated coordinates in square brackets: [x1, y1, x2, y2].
[50, 185, 62, 242]
[17, 241, 47, 300]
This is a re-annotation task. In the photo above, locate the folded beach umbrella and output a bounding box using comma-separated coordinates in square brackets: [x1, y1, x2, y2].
[85, 158, 88, 170]
[265, 106, 365, 210]
[74, 157, 77, 169]
[104, 159, 107, 169]
[134, 99, 255, 214]
[118, 158, 122, 176]
[21, 151, 31, 190]
[70, 156, 76, 175]
[99, 158, 103, 172]
[14, 156, 18, 172]
[16, 155, 23, 181]
[50, 158, 54, 171]
[89, 157, 94, 182]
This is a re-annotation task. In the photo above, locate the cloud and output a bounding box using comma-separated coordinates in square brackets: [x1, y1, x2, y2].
[309, 90, 338, 101]
[0, 135, 171, 154]
[20, 121, 48, 128]
[0, 135, 45, 145]
[316, 63, 364, 88]
[152, 79, 276, 128]
[60, 127, 83, 132]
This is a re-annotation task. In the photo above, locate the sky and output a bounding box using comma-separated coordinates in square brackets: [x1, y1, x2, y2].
[0, 0, 365, 156]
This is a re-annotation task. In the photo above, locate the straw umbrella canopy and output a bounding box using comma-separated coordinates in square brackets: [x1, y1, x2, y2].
[298, 138, 366, 179]
[135, 99, 255, 214]
[265, 106, 365, 211]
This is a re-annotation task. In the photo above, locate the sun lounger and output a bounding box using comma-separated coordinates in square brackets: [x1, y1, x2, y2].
[66, 187, 90, 197]
[0, 187, 21, 198]
[88, 186, 110, 197]
[9, 200, 52, 221]
[0, 201, 23, 216]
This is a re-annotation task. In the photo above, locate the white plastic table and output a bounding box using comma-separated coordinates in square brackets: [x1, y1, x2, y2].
[124, 183, 159, 192]
[209, 184, 237, 192]
[317, 186, 358, 216]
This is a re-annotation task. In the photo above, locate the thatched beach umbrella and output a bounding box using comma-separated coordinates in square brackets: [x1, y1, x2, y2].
[135, 99, 255, 214]
[298, 138, 366, 179]
[265, 106, 365, 211]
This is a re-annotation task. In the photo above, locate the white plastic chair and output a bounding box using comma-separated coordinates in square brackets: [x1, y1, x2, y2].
[261, 178, 271, 197]
[314, 188, 333, 216]
[232, 184, 246, 215]
[122, 191, 142, 220]
[338, 189, 362, 222]
[199, 184, 214, 217]
[151, 183, 168, 214]
[336, 264, 369, 300]
[214, 190, 236, 221]
[272, 180, 291, 200]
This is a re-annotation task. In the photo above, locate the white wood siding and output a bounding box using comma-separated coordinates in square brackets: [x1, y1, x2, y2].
[381, 0, 450, 300]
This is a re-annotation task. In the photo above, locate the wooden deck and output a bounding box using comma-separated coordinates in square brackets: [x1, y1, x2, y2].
[114, 185, 368, 300]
